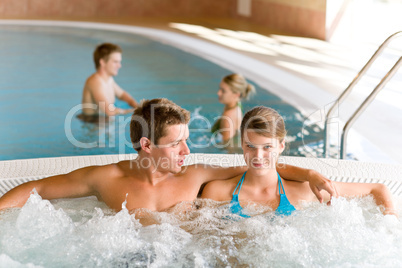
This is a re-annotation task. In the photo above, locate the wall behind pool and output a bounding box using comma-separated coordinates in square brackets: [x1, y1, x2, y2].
[0, 0, 331, 40]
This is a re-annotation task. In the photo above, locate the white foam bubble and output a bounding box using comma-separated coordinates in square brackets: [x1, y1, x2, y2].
[0, 254, 42, 268]
[0, 193, 401, 267]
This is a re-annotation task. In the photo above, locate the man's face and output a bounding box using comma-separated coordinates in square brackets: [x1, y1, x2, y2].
[101, 52, 122, 76]
[150, 124, 190, 174]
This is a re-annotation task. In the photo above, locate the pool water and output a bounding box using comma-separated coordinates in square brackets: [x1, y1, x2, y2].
[0, 25, 323, 160]
[0, 193, 401, 267]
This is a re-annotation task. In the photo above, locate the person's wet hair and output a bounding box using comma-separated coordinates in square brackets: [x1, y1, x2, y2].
[222, 73, 256, 100]
[93, 43, 122, 69]
[130, 98, 191, 152]
[240, 106, 287, 142]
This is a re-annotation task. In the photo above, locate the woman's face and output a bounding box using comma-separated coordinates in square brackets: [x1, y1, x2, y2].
[217, 81, 240, 105]
[242, 130, 285, 173]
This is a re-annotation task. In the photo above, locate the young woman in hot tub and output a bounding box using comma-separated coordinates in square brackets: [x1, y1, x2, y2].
[212, 74, 255, 145]
[202, 106, 396, 217]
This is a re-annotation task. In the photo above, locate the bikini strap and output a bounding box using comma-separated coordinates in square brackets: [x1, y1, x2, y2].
[233, 172, 247, 195]
[237, 101, 243, 112]
[277, 172, 286, 195]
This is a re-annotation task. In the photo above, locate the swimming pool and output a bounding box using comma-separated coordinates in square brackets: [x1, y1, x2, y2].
[0, 22, 323, 160]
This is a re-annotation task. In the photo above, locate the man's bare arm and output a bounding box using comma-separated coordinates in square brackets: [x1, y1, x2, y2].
[0, 166, 99, 210]
[185, 164, 247, 185]
[114, 81, 138, 109]
[277, 164, 338, 203]
[119, 91, 138, 109]
[334, 181, 396, 215]
[185, 160, 337, 203]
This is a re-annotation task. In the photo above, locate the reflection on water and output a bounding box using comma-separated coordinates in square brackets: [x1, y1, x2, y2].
[0, 192, 401, 267]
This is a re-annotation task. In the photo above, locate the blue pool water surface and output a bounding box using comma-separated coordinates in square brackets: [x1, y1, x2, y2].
[0, 25, 322, 160]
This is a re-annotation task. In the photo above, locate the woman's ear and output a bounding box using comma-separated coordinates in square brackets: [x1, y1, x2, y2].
[279, 139, 286, 154]
[140, 137, 152, 153]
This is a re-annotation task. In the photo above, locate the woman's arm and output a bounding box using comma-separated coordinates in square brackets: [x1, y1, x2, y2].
[219, 114, 236, 142]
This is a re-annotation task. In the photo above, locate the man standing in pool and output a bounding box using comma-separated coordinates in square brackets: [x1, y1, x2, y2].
[78, 43, 139, 122]
[0, 98, 337, 213]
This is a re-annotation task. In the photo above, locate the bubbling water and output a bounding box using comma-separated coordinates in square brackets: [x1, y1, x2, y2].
[0, 193, 401, 267]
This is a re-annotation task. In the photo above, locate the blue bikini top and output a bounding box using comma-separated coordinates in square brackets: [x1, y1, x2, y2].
[230, 172, 296, 217]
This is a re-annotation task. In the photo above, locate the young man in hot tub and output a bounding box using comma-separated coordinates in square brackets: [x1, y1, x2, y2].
[0, 98, 337, 216]
[201, 106, 396, 217]
[78, 43, 139, 122]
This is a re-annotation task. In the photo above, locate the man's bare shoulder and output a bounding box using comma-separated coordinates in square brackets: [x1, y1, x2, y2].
[84, 73, 104, 91]
[76, 162, 127, 182]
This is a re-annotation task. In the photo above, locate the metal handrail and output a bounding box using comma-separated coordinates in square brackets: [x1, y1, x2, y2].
[323, 31, 402, 158]
[340, 57, 402, 159]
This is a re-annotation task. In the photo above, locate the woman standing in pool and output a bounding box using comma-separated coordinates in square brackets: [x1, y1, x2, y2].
[212, 74, 255, 144]
[202, 106, 396, 217]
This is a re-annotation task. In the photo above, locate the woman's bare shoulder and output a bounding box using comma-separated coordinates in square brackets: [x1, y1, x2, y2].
[283, 180, 317, 202]
[201, 175, 240, 200]
[222, 106, 241, 118]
